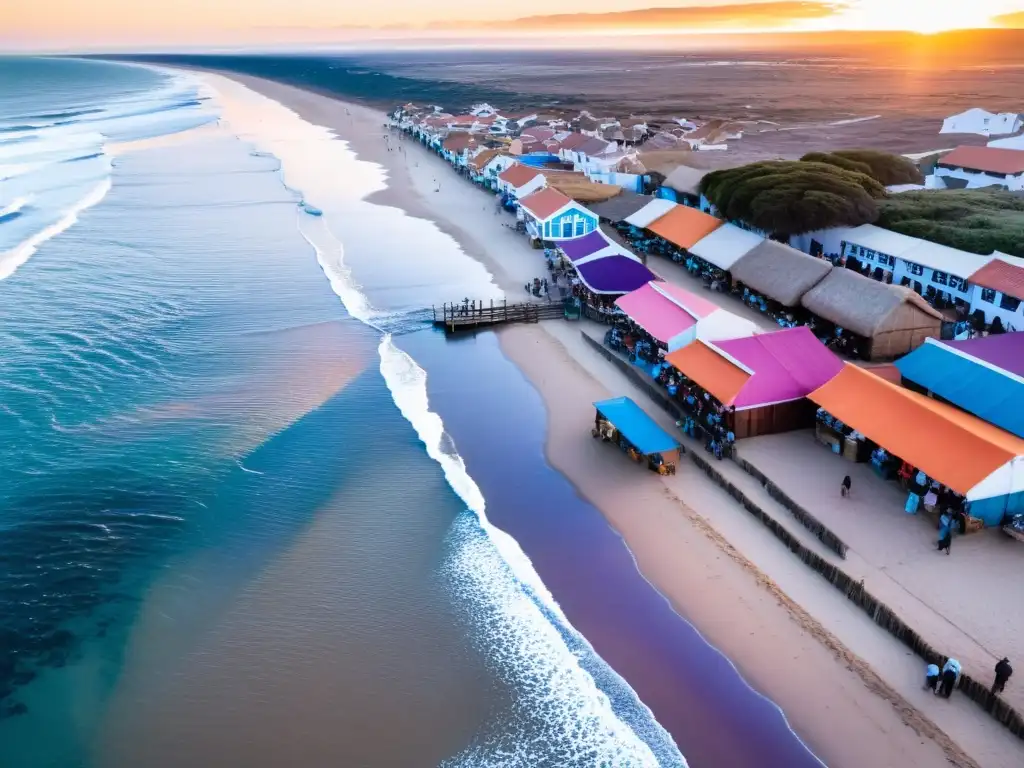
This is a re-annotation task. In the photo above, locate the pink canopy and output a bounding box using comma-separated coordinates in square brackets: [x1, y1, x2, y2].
[615, 282, 699, 347]
[714, 326, 843, 409]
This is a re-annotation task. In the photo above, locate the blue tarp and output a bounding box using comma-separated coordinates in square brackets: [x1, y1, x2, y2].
[895, 340, 1024, 439]
[593, 396, 679, 455]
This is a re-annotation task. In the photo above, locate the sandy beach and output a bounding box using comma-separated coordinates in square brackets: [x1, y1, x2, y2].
[190, 70, 1024, 767]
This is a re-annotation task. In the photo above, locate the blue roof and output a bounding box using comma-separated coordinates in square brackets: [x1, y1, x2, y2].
[895, 339, 1024, 438]
[593, 396, 679, 455]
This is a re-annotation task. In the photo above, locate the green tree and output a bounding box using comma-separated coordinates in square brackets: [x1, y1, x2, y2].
[877, 190, 1024, 257]
[701, 161, 884, 236]
[802, 150, 925, 186]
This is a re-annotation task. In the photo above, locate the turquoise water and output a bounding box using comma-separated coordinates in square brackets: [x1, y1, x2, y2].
[0, 57, 825, 768]
[0, 58, 686, 768]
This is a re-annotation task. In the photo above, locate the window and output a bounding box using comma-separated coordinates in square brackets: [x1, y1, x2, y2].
[907, 262, 924, 276]
[562, 219, 573, 238]
[981, 288, 997, 304]
[948, 275, 968, 293]
[1000, 294, 1022, 312]
[575, 217, 585, 237]
[933, 271, 948, 286]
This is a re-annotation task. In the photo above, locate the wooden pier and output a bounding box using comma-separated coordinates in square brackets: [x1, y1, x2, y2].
[432, 299, 565, 332]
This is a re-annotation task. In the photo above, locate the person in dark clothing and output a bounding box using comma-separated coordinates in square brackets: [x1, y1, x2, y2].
[939, 668, 958, 698]
[939, 658, 961, 698]
[994, 658, 1013, 694]
[840, 475, 852, 498]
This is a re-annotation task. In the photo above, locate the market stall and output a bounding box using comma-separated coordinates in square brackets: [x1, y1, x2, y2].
[809, 363, 1024, 526]
[592, 396, 681, 475]
[666, 327, 843, 439]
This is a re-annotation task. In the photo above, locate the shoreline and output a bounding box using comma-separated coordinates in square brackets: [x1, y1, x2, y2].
[180, 69, 1020, 767]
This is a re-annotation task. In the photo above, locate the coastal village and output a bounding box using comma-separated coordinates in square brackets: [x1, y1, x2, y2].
[389, 100, 1024, 743]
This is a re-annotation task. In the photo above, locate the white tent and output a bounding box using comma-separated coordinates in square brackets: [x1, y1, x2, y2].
[624, 198, 677, 229]
[689, 223, 764, 271]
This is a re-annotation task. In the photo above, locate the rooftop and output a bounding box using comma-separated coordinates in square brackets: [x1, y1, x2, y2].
[938, 145, 1024, 176]
[968, 256, 1024, 298]
[518, 187, 575, 221]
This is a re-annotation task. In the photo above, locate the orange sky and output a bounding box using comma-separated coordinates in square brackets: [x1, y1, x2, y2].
[2, 0, 1022, 50]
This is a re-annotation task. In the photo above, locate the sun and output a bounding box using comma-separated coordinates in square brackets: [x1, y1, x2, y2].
[837, 0, 997, 34]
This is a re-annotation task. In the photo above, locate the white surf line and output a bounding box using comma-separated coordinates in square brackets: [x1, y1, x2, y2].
[184, 67, 685, 765]
[0, 178, 112, 282]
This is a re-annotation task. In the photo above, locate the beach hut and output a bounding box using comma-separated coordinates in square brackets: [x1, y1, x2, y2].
[800, 269, 943, 360]
[688, 224, 764, 272]
[517, 187, 599, 242]
[497, 163, 546, 200]
[645, 205, 723, 252]
[592, 396, 681, 474]
[624, 198, 677, 230]
[614, 281, 757, 352]
[588, 191, 652, 224]
[666, 327, 843, 438]
[896, 336, 1024, 438]
[729, 241, 832, 309]
[809, 364, 1024, 526]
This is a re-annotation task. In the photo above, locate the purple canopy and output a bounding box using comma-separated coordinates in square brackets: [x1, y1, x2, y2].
[576, 256, 657, 295]
[943, 334, 1024, 378]
[559, 230, 614, 264]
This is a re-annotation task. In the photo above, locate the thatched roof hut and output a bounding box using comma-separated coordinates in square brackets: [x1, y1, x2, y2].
[546, 177, 623, 204]
[800, 268, 943, 360]
[730, 241, 833, 307]
[588, 191, 652, 223]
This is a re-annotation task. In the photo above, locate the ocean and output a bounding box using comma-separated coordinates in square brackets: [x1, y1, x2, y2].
[1, 57, 823, 767]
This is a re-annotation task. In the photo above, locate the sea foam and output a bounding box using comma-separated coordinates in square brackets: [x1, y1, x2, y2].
[191, 68, 685, 766]
[0, 64, 213, 282]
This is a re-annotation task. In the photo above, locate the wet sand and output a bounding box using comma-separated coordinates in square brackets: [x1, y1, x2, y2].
[175, 71, 1023, 767]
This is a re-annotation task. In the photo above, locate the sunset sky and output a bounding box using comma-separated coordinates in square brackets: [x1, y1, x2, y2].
[2, 0, 1023, 50]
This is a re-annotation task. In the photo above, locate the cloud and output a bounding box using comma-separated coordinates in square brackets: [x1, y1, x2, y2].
[425, 2, 846, 33]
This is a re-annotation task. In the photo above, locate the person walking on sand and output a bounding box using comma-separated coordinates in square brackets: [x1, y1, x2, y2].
[937, 510, 953, 555]
[840, 475, 852, 498]
[939, 658, 961, 698]
[993, 658, 1013, 694]
[924, 662, 940, 692]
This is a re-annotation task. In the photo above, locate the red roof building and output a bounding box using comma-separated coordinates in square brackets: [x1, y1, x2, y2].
[518, 187, 574, 221]
[970, 257, 1024, 299]
[938, 146, 1024, 176]
[498, 163, 544, 189]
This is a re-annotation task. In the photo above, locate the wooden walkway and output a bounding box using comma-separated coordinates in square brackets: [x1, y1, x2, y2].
[432, 300, 565, 332]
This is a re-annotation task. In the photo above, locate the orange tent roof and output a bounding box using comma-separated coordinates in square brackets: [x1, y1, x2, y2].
[666, 341, 751, 405]
[646, 205, 723, 250]
[809, 364, 1024, 495]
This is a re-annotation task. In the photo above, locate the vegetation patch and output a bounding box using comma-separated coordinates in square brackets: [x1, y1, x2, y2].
[877, 190, 1024, 257]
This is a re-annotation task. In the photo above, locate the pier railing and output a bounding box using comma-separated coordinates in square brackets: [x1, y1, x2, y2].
[432, 299, 564, 332]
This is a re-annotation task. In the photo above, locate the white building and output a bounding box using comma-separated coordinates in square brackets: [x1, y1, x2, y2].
[988, 133, 1024, 150]
[941, 108, 1022, 137]
[838, 224, 991, 311]
[927, 145, 1024, 191]
[966, 255, 1024, 330]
